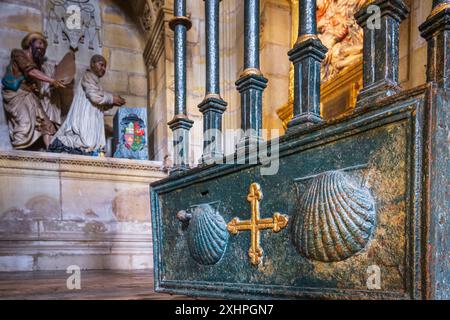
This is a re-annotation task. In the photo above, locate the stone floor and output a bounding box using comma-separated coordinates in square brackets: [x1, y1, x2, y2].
[0, 270, 191, 300]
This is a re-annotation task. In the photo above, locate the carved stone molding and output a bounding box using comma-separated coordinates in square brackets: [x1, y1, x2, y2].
[0, 151, 166, 182]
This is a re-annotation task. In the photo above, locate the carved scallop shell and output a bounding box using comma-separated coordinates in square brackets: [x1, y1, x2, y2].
[187, 204, 229, 265]
[292, 171, 376, 262]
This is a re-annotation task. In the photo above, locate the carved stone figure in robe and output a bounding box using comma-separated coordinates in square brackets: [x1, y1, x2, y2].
[1, 32, 66, 150]
[49, 55, 126, 155]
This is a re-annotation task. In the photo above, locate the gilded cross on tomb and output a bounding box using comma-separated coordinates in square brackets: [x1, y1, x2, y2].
[227, 183, 288, 266]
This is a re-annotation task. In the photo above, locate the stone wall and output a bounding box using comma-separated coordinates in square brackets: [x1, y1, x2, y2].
[0, 151, 165, 271]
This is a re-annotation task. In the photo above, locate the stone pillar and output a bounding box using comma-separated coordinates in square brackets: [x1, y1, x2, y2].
[355, 0, 409, 109]
[420, 0, 450, 88]
[168, 0, 194, 174]
[236, 0, 268, 150]
[198, 0, 228, 163]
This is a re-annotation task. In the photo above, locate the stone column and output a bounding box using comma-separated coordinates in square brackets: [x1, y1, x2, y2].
[420, 0, 450, 300]
[236, 0, 268, 150]
[286, 0, 327, 133]
[355, 0, 409, 109]
[420, 0, 450, 88]
[168, 0, 194, 174]
[198, 0, 228, 164]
